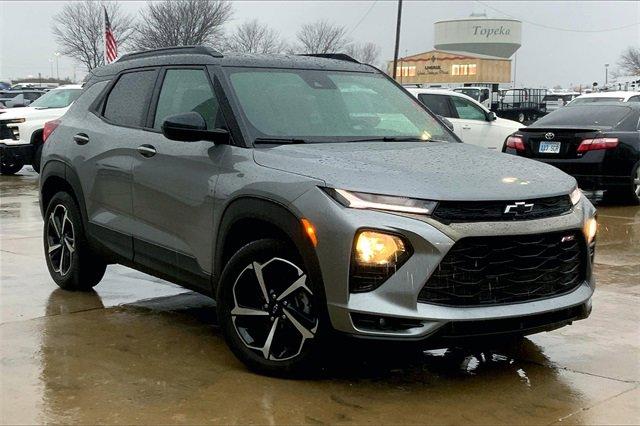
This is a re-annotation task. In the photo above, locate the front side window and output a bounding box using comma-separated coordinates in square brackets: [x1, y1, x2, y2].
[451, 96, 487, 121]
[225, 68, 457, 143]
[30, 89, 82, 109]
[103, 70, 156, 127]
[153, 69, 219, 130]
[418, 94, 453, 117]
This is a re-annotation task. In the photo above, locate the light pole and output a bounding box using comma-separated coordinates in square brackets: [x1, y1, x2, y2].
[605, 63, 609, 86]
[392, 0, 403, 81]
[54, 52, 60, 81]
[48, 58, 54, 79]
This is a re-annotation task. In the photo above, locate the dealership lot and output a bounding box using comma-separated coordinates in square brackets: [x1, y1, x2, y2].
[1, 168, 638, 424]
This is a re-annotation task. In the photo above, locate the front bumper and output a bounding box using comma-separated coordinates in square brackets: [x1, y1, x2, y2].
[0, 142, 34, 164]
[291, 187, 596, 341]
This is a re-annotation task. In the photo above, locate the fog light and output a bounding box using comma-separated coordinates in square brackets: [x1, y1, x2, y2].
[585, 217, 597, 244]
[350, 230, 412, 292]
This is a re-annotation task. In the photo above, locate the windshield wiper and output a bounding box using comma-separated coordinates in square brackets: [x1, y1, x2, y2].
[343, 136, 426, 142]
[254, 137, 307, 145]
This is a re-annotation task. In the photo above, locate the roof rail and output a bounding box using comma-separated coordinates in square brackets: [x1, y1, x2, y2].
[300, 53, 360, 64]
[118, 46, 223, 62]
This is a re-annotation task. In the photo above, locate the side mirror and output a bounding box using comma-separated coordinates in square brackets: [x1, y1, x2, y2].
[161, 112, 229, 144]
[437, 115, 455, 132]
[487, 111, 497, 121]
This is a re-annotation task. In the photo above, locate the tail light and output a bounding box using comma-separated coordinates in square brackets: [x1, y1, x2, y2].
[42, 119, 61, 143]
[506, 135, 525, 151]
[577, 137, 619, 153]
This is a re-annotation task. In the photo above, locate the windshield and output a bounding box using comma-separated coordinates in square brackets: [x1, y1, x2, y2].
[570, 96, 624, 105]
[30, 88, 82, 109]
[531, 105, 634, 129]
[225, 68, 457, 143]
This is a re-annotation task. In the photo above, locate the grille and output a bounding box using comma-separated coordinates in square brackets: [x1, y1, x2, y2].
[418, 230, 586, 306]
[0, 123, 17, 140]
[433, 195, 572, 223]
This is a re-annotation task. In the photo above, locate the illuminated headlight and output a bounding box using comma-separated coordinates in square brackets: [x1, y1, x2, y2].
[327, 188, 437, 215]
[350, 230, 412, 292]
[570, 187, 582, 206]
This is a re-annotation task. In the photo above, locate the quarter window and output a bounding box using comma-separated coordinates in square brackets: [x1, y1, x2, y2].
[103, 70, 156, 127]
[153, 69, 220, 130]
[451, 96, 487, 121]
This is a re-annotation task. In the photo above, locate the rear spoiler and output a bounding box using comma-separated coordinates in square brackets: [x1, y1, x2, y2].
[518, 127, 604, 133]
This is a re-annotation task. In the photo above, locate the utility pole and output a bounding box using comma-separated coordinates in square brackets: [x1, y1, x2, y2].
[392, 0, 403, 81]
[54, 52, 60, 81]
[605, 63, 609, 86]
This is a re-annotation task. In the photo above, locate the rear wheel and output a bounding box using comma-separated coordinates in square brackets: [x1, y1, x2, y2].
[217, 239, 324, 377]
[605, 164, 640, 205]
[0, 155, 24, 175]
[44, 191, 107, 290]
[517, 112, 526, 123]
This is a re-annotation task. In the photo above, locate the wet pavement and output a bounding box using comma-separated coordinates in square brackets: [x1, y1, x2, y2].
[1, 167, 638, 424]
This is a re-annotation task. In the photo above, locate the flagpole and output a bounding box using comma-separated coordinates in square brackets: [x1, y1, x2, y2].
[102, 6, 107, 65]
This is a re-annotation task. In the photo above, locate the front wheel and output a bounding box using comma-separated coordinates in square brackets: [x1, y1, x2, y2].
[0, 155, 24, 175]
[217, 239, 324, 377]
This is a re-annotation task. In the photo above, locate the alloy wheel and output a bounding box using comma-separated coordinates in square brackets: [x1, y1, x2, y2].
[231, 257, 318, 361]
[634, 167, 640, 199]
[46, 204, 75, 276]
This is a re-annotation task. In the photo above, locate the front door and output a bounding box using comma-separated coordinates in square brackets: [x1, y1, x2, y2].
[131, 67, 228, 289]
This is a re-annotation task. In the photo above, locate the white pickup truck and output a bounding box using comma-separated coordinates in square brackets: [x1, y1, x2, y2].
[0, 85, 82, 175]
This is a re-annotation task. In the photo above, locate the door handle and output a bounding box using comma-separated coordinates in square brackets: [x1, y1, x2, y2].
[73, 133, 90, 145]
[137, 144, 157, 158]
[461, 126, 472, 130]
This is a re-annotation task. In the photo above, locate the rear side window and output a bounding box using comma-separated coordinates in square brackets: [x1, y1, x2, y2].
[418, 94, 453, 118]
[103, 70, 156, 127]
[153, 69, 219, 130]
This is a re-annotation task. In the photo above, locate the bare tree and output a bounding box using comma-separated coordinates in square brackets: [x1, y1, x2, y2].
[617, 46, 640, 76]
[346, 42, 380, 65]
[132, 0, 233, 51]
[295, 20, 350, 54]
[52, 1, 135, 71]
[225, 20, 286, 54]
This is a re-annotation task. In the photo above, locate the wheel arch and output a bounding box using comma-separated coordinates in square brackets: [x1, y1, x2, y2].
[39, 160, 88, 229]
[214, 197, 325, 299]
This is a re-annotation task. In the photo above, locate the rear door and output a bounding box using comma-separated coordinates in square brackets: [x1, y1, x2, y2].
[131, 66, 228, 289]
[75, 68, 158, 260]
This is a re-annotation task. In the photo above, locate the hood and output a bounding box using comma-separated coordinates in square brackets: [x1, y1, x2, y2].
[495, 117, 522, 130]
[254, 142, 576, 201]
[0, 106, 68, 121]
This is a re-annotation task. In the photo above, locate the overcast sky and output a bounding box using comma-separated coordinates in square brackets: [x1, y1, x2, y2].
[1, 1, 638, 87]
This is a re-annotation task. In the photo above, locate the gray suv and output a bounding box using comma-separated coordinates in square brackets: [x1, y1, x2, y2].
[39, 46, 597, 376]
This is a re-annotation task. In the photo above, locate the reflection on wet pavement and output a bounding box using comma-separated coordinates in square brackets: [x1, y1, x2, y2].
[1, 168, 639, 424]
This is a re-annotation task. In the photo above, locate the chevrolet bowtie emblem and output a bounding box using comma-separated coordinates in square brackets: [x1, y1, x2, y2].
[504, 201, 534, 215]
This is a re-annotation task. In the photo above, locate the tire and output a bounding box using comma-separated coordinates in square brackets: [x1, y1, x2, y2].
[517, 112, 525, 123]
[0, 155, 24, 175]
[217, 238, 326, 377]
[604, 163, 640, 205]
[43, 191, 107, 291]
[32, 144, 42, 173]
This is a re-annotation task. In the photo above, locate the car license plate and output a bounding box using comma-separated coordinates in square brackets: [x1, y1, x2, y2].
[539, 141, 561, 154]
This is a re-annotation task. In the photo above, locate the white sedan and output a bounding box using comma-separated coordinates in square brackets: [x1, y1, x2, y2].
[0, 85, 82, 174]
[406, 88, 522, 150]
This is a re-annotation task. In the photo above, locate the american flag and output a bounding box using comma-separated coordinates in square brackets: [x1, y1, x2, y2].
[104, 7, 117, 63]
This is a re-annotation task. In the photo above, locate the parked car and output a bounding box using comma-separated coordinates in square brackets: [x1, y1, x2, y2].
[0, 85, 82, 175]
[568, 91, 640, 105]
[453, 86, 491, 108]
[543, 92, 581, 112]
[407, 88, 521, 149]
[503, 102, 640, 204]
[0, 89, 45, 108]
[39, 47, 596, 376]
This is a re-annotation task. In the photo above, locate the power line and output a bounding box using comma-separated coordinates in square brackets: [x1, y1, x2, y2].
[348, 0, 378, 37]
[475, 0, 640, 33]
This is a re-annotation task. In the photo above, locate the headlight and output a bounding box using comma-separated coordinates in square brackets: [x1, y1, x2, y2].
[327, 188, 437, 215]
[570, 187, 582, 206]
[350, 230, 412, 292]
